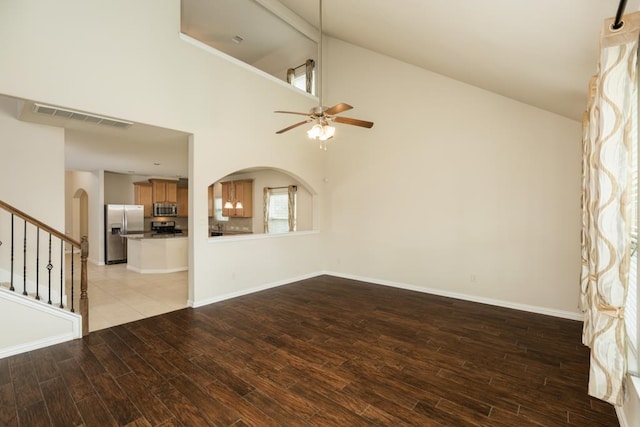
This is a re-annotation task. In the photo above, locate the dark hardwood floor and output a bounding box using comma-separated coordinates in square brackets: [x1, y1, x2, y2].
[1, 275, 619, 426]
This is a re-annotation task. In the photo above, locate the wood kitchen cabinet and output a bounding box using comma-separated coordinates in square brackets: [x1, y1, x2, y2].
[134, 182, 153, 217]
[150, 179, 178, 203]
[221, 180, 253, 218]
[177, 186, 188, 217]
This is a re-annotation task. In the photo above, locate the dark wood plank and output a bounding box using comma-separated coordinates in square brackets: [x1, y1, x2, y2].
[98, 329, 139, 360]
[75, 395, 119, 427]
[10, 360, 42, 408]
[0, 383, 18, 427]
[30, 350, 60, 383]
[88, 343, 131, 378]
[123, 418, 152, 427]
[204, 380, 280, 427]
[242, 389, 312, 425]
[0, 358, 10, 385]
[18, 401, 50, 427]
[119, 353, 166, 395]
[116, 372, 173, 426]
[9, 275, 620, 426]
[159, 348, 217, 389]
[169, 374, 239, 426]
[191, 354, 255, 396]
[56, 358, 95, 402]
[154, 383, 217, 426]
[89, 372, 142, 425]
[40, 376, 83, 427]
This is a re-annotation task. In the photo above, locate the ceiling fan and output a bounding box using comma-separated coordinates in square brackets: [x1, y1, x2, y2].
[274, 0, 373, 150]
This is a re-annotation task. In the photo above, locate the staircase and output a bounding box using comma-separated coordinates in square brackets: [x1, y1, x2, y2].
[0, 200, 89, 342]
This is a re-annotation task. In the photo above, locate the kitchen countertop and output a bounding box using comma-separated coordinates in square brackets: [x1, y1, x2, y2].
[125, 232, 188, 239]
[210, 230, 252, 237]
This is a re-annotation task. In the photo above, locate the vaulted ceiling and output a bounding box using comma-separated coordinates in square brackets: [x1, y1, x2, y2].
[190, 0, 638, 122]
[18, 0, 639, 177]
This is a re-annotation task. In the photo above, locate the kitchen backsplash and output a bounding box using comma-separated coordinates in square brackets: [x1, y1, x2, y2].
[144, 216, 188, 231]
[209, 217, 253, 233]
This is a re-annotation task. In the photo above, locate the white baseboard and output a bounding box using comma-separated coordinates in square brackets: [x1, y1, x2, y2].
[189, 272, 320, 308]
[323, 271, 583, 321]
[189, 270, 582, 322]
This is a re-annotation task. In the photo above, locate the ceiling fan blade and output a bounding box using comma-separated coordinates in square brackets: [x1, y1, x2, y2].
[333, 116, 374, 129]
[324, 103, 353, 115]
[274, 110, 310, 116]
[276, 120, 309, 134]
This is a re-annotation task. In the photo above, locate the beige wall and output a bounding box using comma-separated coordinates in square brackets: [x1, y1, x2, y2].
[0, 0, 325, 304]
[0, 1, 581, 315]
[104, 172, 135, 205]
[0, 97, 65, 227]
[322, 38, 582, 316]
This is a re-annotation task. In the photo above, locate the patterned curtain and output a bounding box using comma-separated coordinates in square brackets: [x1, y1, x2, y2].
[581, 11, 640, 406]
[288, 185, 297, 232]
[305, 59, 315, 94]
[263, 187, 270, 233]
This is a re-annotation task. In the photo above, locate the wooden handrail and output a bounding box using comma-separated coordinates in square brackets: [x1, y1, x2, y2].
[0, 199, 90, 336]
[0, 200, 81, 248]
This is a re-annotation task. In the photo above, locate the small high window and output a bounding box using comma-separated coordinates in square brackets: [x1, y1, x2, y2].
[287, 59, 315, 95]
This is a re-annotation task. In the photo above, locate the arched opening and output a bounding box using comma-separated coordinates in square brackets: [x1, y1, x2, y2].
[72, 188, 89, 248]
[207, 167, 316, 237]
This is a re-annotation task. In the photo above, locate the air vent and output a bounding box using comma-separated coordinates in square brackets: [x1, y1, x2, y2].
[32, 103, 133, 128]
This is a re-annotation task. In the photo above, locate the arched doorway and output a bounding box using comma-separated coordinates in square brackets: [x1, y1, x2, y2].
[72, 188, 89, 248]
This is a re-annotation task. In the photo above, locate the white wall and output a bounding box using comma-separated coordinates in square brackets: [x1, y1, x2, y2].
[0, 0, 325, 305]
[104, 172, 135, 205]
[0, 0, 582, 315]
[0, 290, 81, 358]
[0, 96, 74, 355]
[322, 38, 582, 317]
[0, 97, 65, 227]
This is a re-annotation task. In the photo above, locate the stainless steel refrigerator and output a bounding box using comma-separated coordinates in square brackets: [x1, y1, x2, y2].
[104, 204, 144, 264]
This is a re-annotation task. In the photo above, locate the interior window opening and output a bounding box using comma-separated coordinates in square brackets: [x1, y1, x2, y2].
[207, 168, 313, 238]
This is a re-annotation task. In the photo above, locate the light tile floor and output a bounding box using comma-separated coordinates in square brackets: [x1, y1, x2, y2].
[87, 261, 188, 331]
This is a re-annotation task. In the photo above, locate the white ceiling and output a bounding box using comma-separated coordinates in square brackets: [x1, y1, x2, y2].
[17, 100, 190, 178]
[275, 0, 638, 122]
[17, 0, 637, 177]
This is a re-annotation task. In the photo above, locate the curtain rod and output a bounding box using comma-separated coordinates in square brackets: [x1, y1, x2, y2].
[613, 0, 628, 30]
[266, 185, 297, 190]
[290, 59, 315, 72]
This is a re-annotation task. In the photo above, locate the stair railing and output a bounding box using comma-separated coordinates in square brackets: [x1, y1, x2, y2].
[0, 200, 89, 336]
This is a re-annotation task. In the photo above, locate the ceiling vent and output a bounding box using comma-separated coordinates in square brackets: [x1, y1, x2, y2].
[32, 103, 133, 128]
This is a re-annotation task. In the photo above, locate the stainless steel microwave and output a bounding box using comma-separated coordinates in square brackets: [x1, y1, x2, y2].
[153, 203, 178, 217]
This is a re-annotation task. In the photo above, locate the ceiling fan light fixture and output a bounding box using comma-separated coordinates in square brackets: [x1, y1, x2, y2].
[322, 124, 335, 139]
[307, 123, 335, 141]
[273, 0, 373, 146]
[307, 123, 323, 139]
